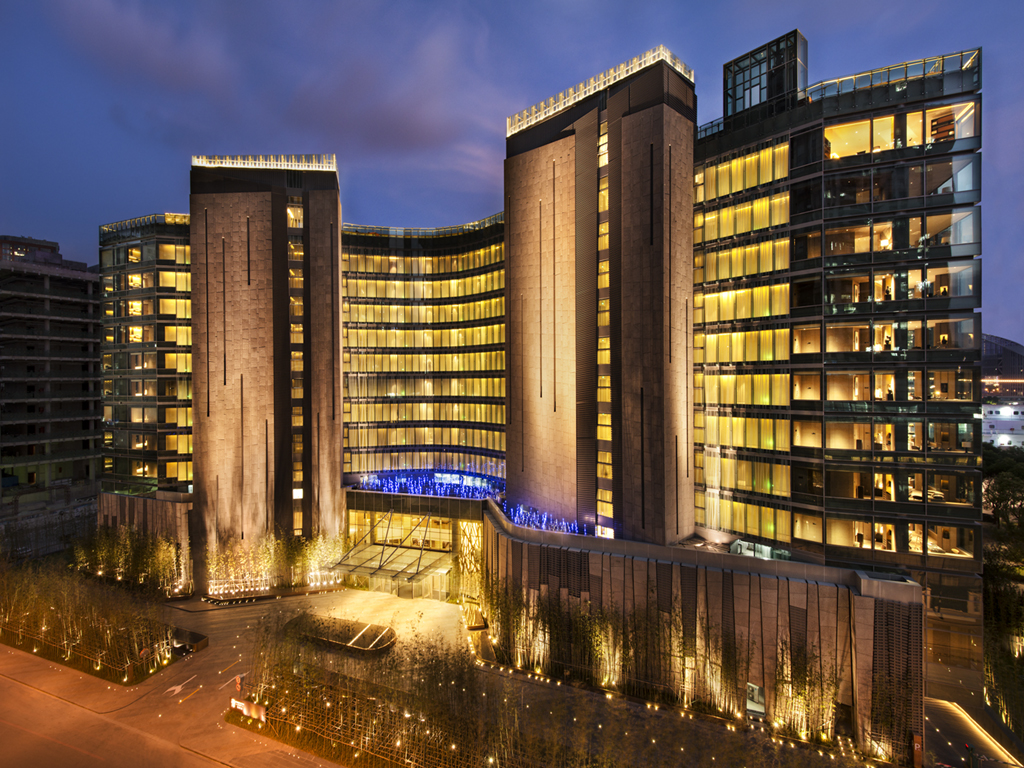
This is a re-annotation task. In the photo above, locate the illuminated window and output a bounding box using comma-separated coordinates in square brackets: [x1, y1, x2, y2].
[597, 337, 610, 365]
[598, 221, 609, 251]
[926, 102, 976, 143]
[824, 119, 870, 159]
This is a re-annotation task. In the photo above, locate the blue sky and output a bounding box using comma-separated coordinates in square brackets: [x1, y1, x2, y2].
[1, 0, 1020, 337]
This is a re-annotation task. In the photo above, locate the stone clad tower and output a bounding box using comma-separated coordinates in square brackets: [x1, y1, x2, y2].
[505, 50, 696, 545]
[189, 155, 343, 586]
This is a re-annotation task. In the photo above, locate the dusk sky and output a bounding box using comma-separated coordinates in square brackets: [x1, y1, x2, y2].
[1, 0, 1020, 337]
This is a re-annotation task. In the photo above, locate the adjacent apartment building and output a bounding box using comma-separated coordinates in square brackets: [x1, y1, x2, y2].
[0, 236, 101, 557]
[982, 333, 1024, 399]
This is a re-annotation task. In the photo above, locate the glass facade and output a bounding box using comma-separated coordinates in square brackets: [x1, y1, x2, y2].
[342, 215, 506, 482]
[694, 41, 983, 691]
[723, 31, 807, 119]
[99, 214, 193, 496]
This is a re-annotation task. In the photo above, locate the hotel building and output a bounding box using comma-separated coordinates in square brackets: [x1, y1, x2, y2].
[691, 32, 983, 701]
[90, 32, 988, 763]
[504, 47, 695, 543]
[341, 216, 506, 484]
[484, 37, 982, 763]
[97, 214, 193, 549]
[189, 155, 343, 583]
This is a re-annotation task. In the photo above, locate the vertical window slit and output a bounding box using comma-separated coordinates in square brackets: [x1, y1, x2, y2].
[650, 143, 655, 246]
[204, 209, 210, 417]
[552, 161, 556, 413]
[222, 237, 227, 385]
[675, 434, 679, 535]
[240, 373, 244, 540]
[331, 221, 336, 420]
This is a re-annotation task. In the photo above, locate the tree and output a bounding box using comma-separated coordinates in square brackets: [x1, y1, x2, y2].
[987, 471, 1024, 529]
[983, 443, 1024, 479]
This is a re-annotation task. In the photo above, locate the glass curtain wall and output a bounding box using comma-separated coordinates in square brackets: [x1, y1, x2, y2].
[99, 215, 193, 496]
[342, 216, 506, 483]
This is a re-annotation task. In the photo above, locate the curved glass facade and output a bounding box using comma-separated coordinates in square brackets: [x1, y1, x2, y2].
[342, 214, 506, 482]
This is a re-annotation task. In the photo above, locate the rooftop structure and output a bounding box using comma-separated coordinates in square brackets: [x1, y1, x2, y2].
[506, 45, 694, 136]
[99, 213, 190, 243]
[191, 154, 337, 172]
[0, 235, 61, 262]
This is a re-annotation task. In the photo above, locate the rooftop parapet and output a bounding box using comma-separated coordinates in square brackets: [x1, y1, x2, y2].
[98, 213, 190, 246]
[191, 154, 336, 172]
[506, 45, 694, 138]
[342, 212, 504, 240]
[698, 47, 980, 139]
[799, 47, 979, 104]
[100, 213, 189, 234]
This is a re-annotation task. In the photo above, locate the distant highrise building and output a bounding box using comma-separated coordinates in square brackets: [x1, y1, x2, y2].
[189, 155, 343, 584]
[0, 237, 101, 556]
[982, 333, 1024, 399]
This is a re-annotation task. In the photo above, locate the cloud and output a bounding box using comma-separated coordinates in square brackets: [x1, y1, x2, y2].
[285, 14, 506, 156]
[46, 0, 238, 101]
